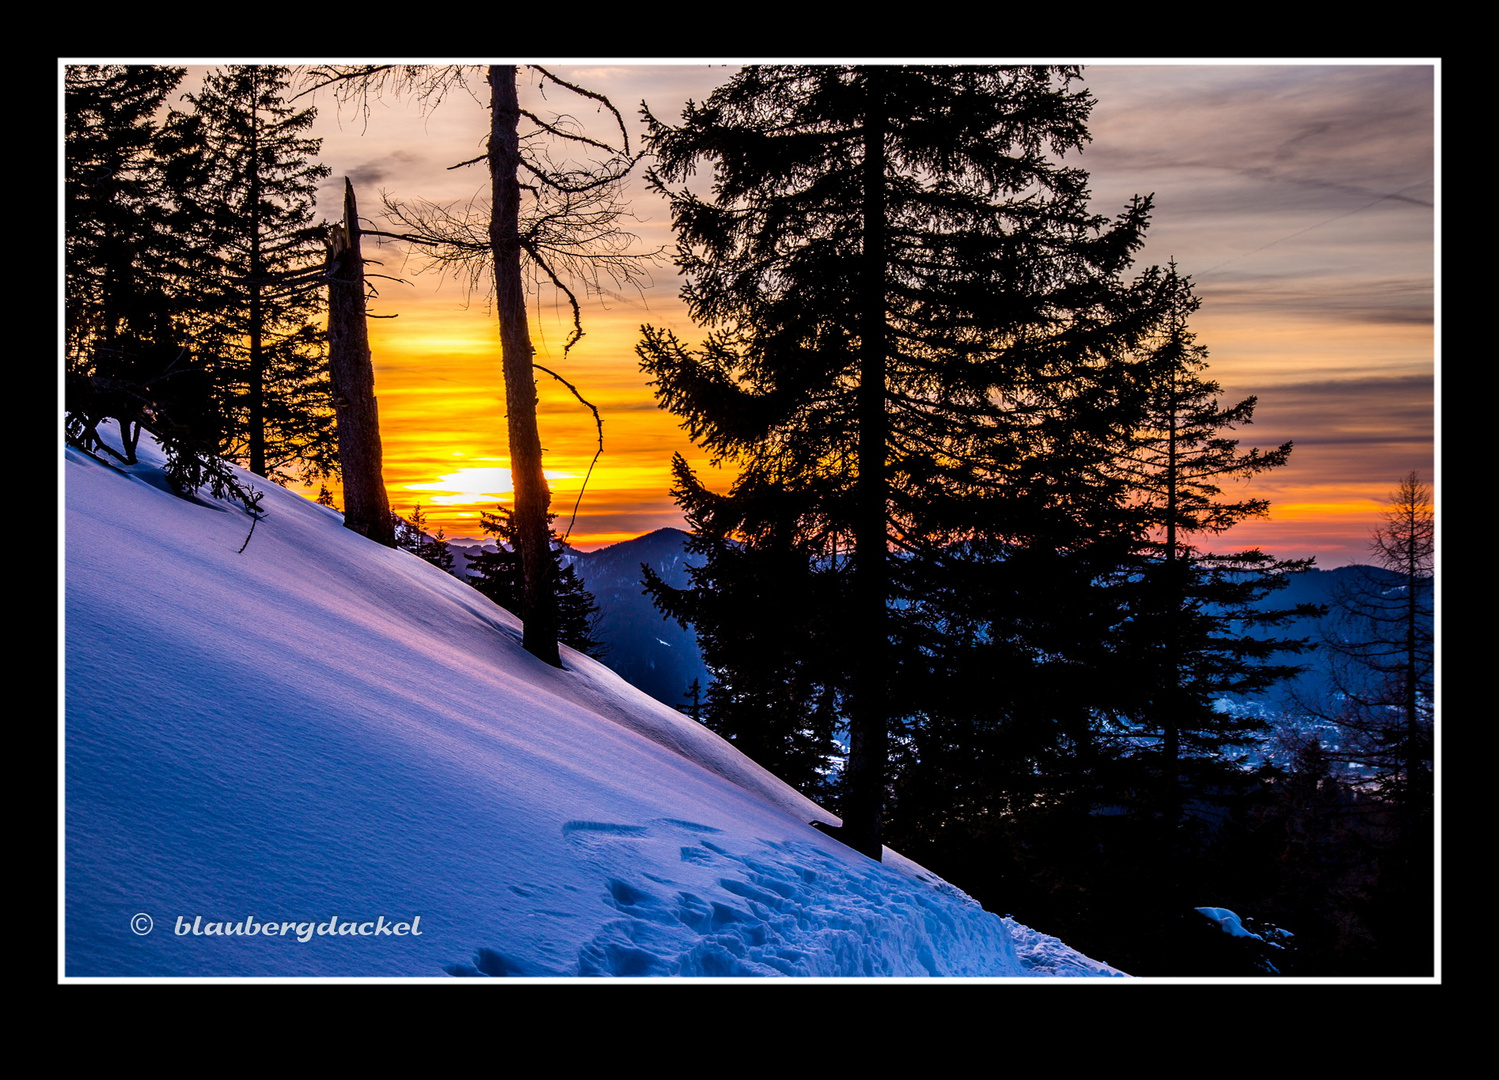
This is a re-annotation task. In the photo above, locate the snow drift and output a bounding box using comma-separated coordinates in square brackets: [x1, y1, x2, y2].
[63, 429, 1121, 978]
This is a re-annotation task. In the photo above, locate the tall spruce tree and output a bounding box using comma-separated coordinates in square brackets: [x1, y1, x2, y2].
[64, 63, 250, 509]
[65, 65, 214, 463]
[1111, 264, 1320, 826]
[1311, 474, 1433, 831]
[1304, 473, 1434, 974]
[66, 65, 189, 376]
[188, 65, 334, 483]
[638, 66, 1167, 859]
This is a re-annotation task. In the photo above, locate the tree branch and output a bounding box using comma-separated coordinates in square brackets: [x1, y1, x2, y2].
[530, 65, 632, 155]
[533, 363, 604, 541]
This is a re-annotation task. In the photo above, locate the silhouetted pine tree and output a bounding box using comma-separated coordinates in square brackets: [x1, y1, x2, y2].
[64, 64, 255, 514]
[469, 507, 604, 659]
[1312, 473, 1433, 809]
[681, 679, 703, 722]
[64, 65, 216, 464]
[1299, 473, 1433, 973]
[65, 66, 198, 363]
[638, 65, 1167, 858]
[395, 504, 455, 573]
[1111, 265, 1321, 826]
[187, 65, 334, 483]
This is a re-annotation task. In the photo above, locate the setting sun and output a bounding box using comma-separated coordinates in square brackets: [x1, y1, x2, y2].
[403, 465, 578, 505]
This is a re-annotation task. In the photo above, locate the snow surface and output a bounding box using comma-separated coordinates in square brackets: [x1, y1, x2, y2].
[63, 428, 1124, 979]
[1194, 907, 1262, 941]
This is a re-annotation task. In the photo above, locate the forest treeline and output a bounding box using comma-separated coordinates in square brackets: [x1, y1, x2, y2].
[63, 63, 1434, 976]
[65, 66, 333, 495]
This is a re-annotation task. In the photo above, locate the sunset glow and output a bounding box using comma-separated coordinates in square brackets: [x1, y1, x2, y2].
[250, 61, 1434, 565]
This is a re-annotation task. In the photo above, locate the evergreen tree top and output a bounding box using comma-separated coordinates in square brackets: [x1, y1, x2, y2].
[642, 66, 1161, 459]
[186, 66, 330, 253]
[645, 66, 1147, 349]
[640, 65, 1168, 563]
[1118, 265, 1295, 550]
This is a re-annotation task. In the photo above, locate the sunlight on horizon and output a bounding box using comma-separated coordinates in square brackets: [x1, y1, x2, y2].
[402, 466, 580, 506]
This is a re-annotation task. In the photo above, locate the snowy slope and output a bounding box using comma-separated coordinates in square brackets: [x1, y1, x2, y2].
[63, 429, 1122, 978]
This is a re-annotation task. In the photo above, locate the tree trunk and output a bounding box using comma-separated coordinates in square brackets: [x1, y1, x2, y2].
[490, 65, 561, 667]
[842, 69, 889, 862]
[1162, 373, 1182, 827]
[1401, 483, 1421, 809]
[325, 178, 395, 548]
[248, 96, 265, 477]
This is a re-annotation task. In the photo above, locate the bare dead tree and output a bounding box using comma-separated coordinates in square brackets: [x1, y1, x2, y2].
[325, 178, 396, 548]
[1298, 472, 1434, 971]
[298, 64, 657, 666]
[1311, 474, 1434, 804]
[374, 161, 652, 356]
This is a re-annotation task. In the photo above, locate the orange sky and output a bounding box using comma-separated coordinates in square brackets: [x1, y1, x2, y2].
[289, 64, 734, 551]
[255, 62, 1433, 566]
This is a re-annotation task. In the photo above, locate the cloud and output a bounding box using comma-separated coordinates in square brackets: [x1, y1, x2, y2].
[1086, 66, 1431, 171]
[1201, 275, 1434, 326]
[344, 149, 426, 187]
[1252, 375, 1435, 465]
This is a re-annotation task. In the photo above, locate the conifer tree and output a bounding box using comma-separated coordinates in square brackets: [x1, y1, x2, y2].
[1298, 473, 1434, 973]
[64, 63, 252, 513]
[64, 65, 214, 463]
[1111, 264, 1320, 822]
[468, 507, 604, 660]
[66, 65, 189, 375]
[643, 455, 844, 799]
[1312, 474, 1433, 815]
[681, 679, 703, 722]
[638, 66, 1167, 858]
[395, 503, 455, 573]
[187, 65, 334, 483]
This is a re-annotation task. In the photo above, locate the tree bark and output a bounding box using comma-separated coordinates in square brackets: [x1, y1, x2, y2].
[842, 68, 890, 862]
[490, 65, 561, 667]
[1162, 363, 1182, 828]
[247, 100, 265, 477]
[325, 178, 395, 548]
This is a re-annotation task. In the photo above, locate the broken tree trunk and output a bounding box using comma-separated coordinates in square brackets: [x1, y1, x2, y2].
[325, 177, 396, 548]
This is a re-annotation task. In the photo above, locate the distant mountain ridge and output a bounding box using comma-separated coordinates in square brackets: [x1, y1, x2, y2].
[1211, 563, 1433, 711]
[567, 529, 711, 710]
[452, 528, 710, 710]
[448, 529, 1432, 730]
